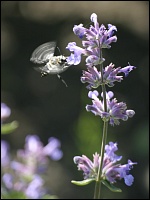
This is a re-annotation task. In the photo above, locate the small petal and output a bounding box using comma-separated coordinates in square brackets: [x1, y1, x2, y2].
[73, 24, 86, 39]
[119, 65, 136, 77]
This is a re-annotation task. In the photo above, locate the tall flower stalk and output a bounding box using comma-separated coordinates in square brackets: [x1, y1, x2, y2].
[94, 45, 108, 199]
[66, 13, 137, 199]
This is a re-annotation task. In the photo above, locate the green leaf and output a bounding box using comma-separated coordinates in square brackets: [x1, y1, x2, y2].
[2, 190, 27, 199]
[71, 178, 95, 186]
[42, 194, 59, 199]
[102, 180, 122, 192]
[1, 121, 19, 134]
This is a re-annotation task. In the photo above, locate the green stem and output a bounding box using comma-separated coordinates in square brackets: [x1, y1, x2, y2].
[94, 49, 108, 199]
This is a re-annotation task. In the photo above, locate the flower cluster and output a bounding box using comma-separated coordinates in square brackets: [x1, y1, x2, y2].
[74, 142, 137, 186]
[1, 135, 63, 199]
[66, 13, 117, 66]
[86, 90, 135, 126]
[81, 63, 136, 90]
[67, 12, 137, 194]
[66, 13, 135, 126]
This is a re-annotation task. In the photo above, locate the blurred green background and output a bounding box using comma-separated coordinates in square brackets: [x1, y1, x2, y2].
[1, 1, 149, 199]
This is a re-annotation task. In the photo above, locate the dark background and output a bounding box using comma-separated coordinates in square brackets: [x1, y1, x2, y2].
[1, 1, 149, 199]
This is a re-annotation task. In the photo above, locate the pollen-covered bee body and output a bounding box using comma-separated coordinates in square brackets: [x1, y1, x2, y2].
[34, 55, 70, 77]
[30, 41, 70, 77]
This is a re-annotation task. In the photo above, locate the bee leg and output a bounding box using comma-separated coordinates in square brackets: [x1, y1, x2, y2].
[57, 74, 68, 87]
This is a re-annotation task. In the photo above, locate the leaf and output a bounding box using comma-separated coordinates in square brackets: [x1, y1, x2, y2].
[102, 180, 122, 192]
[1, 121, 19, 134]
[71, 178, 95, 186]
[42, 194, 58, 199]
[1, 190, 27, 199]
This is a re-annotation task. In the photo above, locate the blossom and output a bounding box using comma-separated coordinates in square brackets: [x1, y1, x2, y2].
[81, 66, 102, 89]
[118, 65, 136, 77]
[1, 135, 63, 199]
[73, 24, 86, 39]
[73, 142, 137, 186]
[43, 137, 63, 160]
[86, 90, 135, 126]
[21, 135, 63, 161]
[66, 42, 86, 65]
[1, 140, 10, 167]
[2, 173, 14, 189]
[66, 13, 117, 66]
[1, 103, 11, 123]
[25, 175, 45, 199]
[81, 63, 136, 89]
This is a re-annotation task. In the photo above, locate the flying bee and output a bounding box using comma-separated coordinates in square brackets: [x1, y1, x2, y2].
[30, 41, 71, 87]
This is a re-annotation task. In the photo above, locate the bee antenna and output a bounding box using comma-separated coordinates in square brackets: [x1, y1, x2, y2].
[57, 74, 68, 87]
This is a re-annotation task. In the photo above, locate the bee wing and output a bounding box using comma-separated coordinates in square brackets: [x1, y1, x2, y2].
[30, 41, 57, 64]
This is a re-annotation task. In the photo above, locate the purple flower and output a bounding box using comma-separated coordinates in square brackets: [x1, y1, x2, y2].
[73, 24, 86, 39]
[66, 13, 117, 66]
[81, 63, 136, 89]
[74, 153, 99, 179]
[1, 140, 10, 167]
[81, 66, 102, 89]
[1, 135, 63, 199]
[73, 142, 137, 186]
[1, 103, 11, 123]
[118, 65, 136, 77]
[86, 90, 135, 126]
[43, 137, 63, 160]
[2, 173, 13, 189]
[66, 42, 86, 65]
[25, 135, 43, 154]
[23, 135, 63, 161]
[25, 175, 45, 199]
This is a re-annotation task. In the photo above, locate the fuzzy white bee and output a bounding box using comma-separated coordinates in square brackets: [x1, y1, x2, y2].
[30, 41, 71, 86]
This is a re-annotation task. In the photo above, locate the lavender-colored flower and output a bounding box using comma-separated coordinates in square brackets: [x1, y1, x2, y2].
[73, 24, 86, 39]
[86, 90, 135, 126]
[25, 175, 45, 199]
[118, 64, 136, 77]
[81, 63, 136, 89]
[1, 140, 10, 167]
[1, 135, 63, 199]
[81, 66, 102, 89]
[25, 135, 43, 154]
[66, 42, 86, 65]
[1, 103, 11, 123]
[2, 173, 13, 189]
[74, 153, 99, 180]
[43, 137, 63, 160]
[22, 135, 63, 161]
[13, 135, 63, 175]
[66, 13, 117, 66]
[73, 142, 137, 186]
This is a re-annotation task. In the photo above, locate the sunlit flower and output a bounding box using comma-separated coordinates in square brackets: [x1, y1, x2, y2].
[86, 90, 135, 126]
[81, 63, 136, 89]
[66, 13, 117, 66]
[73, 142, 137, 186]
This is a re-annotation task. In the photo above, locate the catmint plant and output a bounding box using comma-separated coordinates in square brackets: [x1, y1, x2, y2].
[66, 13, 137, 199]
[1, 135, 63, 199]
[1, 103, 63, 199]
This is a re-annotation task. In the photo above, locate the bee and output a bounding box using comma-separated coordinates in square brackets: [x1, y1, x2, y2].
[30, 41, 71, 87]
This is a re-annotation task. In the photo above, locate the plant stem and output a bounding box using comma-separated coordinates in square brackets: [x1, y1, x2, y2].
[94, 49, 108, 199]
